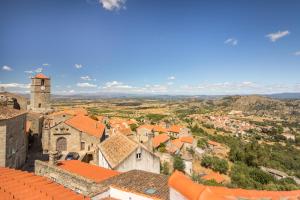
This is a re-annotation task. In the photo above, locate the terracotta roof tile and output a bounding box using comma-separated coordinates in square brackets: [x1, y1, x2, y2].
[99, 134, 138, 168]
[0, 106, 26, 120]
[100, 170, 169, 200]
[153, 134, 170, 148]
[168, 125, 184, 133]
[57, 160, 120, 183]
[65, 115, 105, 138]
[34, 73, 49, 79]
[180, 136, 194, 144]
[207, 140, 221, 146]
[169, 171, 300, 200]
[0, 167, 90, 200]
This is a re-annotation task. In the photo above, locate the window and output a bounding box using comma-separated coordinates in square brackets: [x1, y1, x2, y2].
[81, 142, 85, 150]
[136, 153, 141, 159]
[41, 79, 45, 86]
[38, 103, 41, 108]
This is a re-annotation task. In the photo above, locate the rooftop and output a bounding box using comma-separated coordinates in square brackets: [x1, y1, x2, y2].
[0, 106, 26, 120]
[169, 171, 300, 200]
[180, 136, 194, 144]
[100, 170, 169, 200]
[57, 160, 120, 183]
[99, 134, 138, 168]
[34, 73, 49, 79]
[0, 167, 89, 200]
[65, 114, 105, 138]
[153, 133, 170, 148]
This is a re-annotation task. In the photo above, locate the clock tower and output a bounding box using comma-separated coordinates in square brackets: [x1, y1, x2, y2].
[30, 73, 51, 113]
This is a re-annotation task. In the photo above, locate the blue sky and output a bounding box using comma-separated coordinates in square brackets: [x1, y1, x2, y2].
[1, 0, 300, 95]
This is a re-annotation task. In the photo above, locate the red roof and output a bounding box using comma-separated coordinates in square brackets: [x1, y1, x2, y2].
[208, 140, 221, 146]
[58, 160, 120, 183]
[180, 136, 194, 144]
[153, 133, 170, 148]
[169, 171, 300, 200]
[34, 73, 49, 79]
[65, 115, 105, 138]
[168, 125, 184, 133]
[0, 167, 89, 200]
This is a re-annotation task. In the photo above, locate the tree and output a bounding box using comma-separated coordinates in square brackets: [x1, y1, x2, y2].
[212, 159, 229, 174]
[161, 161, 170, 175]
[129, 123, 138, 132]
[173, 156, 185, 172]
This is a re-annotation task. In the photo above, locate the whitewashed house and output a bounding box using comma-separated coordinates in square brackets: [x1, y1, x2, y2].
[98, 133, 160, 174]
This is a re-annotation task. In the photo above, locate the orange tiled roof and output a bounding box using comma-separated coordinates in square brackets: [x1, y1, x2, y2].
[65, 115, 105, 138]
[169, 171, 300, 200]
[58, 160, 120, 183]
[207, 140, 221, 146]
[153, 133, 170, 148]
[153, 125, 168, 133]
[34, 73, 49, 79]
[201, 172, 225, 183]
[168, 125, 184, 133]
[0, 167, 89, 200]
[117, 127, 132, 136]
[171, 139, 183, 149]
[180, 136, 194, 144]
[137, 124, 154, 131]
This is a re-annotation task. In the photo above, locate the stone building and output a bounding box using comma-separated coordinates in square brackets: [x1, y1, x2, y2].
[0, 107, 27, 168]
[98, 133, 160, 174]
[35, 159, 169, 200]
[43, 113, 106, 163]
[29, 73, 52, 113]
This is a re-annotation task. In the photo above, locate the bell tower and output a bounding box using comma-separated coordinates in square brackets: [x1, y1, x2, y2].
[30, 73, 51, 113]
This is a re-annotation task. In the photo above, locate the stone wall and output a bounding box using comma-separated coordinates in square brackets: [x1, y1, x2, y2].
[35, 160, 100, 196]
[0, 113, 27, 168]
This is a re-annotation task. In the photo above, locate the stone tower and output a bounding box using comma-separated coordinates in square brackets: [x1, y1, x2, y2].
[30, 73, 51, 113]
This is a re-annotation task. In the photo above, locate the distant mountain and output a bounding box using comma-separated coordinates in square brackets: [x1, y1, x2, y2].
[265, 93, 300, 99]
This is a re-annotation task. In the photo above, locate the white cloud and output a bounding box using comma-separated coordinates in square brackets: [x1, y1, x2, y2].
[76, 82, 97, 88]
[294, 51, 300, 56]
[2, 65, 12, 71]
[80, 76, 92, 81]
[24, 67, 43, 74]
[74, 64, 83, 69]
[102, 81, 132, 89]
[266, 30, 290, 42]
[0, 83, 30, 89]
[224, 38, 238, 46]
[99, 0, 126, 11]
[42, 63, 50, 66]
[168, 76, 176, 80]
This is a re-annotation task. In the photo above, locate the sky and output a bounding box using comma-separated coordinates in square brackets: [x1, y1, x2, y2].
[0, 0, 300, 95]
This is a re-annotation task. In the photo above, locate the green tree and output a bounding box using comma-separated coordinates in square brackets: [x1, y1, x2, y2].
[173, 156, 185, 172]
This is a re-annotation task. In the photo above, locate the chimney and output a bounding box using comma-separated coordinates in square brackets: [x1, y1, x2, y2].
[48, 150, 58, 165]
[147, 132, 154, 152]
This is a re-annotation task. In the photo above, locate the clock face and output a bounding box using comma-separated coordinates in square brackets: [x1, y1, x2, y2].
[41, 86, 45, 90]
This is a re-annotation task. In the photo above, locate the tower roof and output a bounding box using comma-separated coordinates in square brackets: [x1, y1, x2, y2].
[33, 73, 49, 79]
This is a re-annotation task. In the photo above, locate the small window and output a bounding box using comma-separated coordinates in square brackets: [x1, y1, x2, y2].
[41, 79, 45, 86]
[136, 153, 141, 159]
[81, 142, 85, 150]
[38, 103, 41, 108]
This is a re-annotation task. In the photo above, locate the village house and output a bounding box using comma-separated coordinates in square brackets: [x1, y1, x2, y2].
[0, 107, 28, 168]
[42, 113, 105, 163]
[153, 133, 170, 150]
[98, 133, 160, 173]
[35, 158, 169, 200]
[136, 124, 155, 143]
